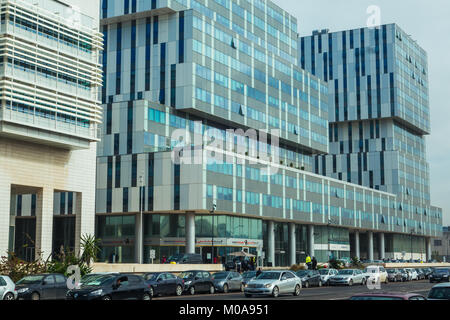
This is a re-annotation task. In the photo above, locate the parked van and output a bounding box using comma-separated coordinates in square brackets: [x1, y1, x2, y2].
[167, 253, 203, 264]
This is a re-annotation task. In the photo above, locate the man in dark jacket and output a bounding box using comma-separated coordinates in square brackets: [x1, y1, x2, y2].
[312, 257, 318, 270]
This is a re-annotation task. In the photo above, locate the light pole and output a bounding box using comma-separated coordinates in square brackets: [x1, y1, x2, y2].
[139, 175, 144, 264]
[210, 203, 216, 264]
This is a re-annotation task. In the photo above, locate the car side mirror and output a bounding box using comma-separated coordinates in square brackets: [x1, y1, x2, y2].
[281, 277, 287, 281]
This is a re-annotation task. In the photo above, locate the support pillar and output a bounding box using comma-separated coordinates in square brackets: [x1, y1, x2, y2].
[35, 187, 54, 261]
[379, 233, 385, 260]
[268, 221, 275, 267]
[368, 231, 374, 261]
[308, 225, 315, 258]
[288, 223, 296, 266]
[75, 192, 96, 260]
[186, 213, 196, 254]
[426, 238, 432, 262]
[0, 183, 11, 258]
[355, 231, 360, 260]
[135, 212, 143, 264]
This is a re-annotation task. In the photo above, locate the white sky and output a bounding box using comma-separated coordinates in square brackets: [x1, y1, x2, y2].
[273, 0, 450, 226]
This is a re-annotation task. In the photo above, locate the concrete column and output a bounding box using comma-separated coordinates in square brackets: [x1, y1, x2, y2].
[186, 213, 196, 254]
[35, 187, 54, 261]
[288, 223, 296, 266]
[379, 233, 385, 259]
[135, 212, 143, 264]
[75, 192, 96, 259]
[0, 183, 11, 258]
[426, 238, 432, 261]
[368, 231, 374, 261]
[308, 225, 315, 258]
[267, 220, 275, 266]
[355, 231, 360, 260]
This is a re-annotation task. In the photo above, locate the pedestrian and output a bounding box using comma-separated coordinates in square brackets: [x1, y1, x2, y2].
[312, 256, 318, 270]
[256, 267, 262, 277]
[305, 254, 312, 270]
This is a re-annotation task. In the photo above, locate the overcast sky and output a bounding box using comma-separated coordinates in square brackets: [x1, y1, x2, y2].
[271, 0, 450, 226]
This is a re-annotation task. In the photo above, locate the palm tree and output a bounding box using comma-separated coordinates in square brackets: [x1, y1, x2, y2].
[80, 234, 101, 267]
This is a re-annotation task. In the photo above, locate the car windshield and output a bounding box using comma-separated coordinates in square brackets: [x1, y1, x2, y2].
[428, 287, 450, 299]
[319, 269, 330, 275]
[256, 272, 280, 280]
[338, 270, 354, 275]
[82, 275, 115, 287]
[296, 271, 308, 276]
[350, 296, 404, 300]
[212, 273, 228, 280]
[434, 269, 449, 274]
[179, 272, 195, 279]
[242, 272, 256, 279]
[16, 275, 44, 284]
[387, 269, 395, 273]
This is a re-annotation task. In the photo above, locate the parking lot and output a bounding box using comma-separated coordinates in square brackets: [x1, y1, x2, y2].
[154, 279, 435, 300]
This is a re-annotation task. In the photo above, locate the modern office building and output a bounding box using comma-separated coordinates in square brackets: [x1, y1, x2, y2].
[0, 0, 103, 261]
[96, 0, 442, 265]
[300, 24, 443, 262]
[431, 226, 450, 262]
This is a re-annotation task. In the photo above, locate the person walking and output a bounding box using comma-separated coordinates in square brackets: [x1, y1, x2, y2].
[256, 267, 262, 277]
[312, 256, 318, 270]
[305, 254, 312, 270]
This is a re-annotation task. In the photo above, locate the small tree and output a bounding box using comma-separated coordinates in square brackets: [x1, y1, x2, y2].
[80, 234, 101, 267]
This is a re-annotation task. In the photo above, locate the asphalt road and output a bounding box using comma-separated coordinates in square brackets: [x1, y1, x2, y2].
[153, 280, 436, 300]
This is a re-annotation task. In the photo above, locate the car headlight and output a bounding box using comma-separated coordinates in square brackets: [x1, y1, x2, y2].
[264, 283, 272, 288]
[17, 288, 29, 294]
[244, 284, 248, 288]
[185, 281, 192, 285]
[90, 289, 103, 296]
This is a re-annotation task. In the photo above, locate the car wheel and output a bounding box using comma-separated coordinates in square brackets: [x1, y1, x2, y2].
[272, 286, 279, 298]
[294, 285, 301, 296]
[176, 285, 183, 296]
[3, 292, 14, 301]
[102, 295, 112, 301]
[304, 281, 309, 289]
[209, 285, 215, 294]
[240, 284, 244, 292]
[142, 293, 151, 301]
[189, 286, 196, 295]
[149, 287, 154, 297]
[318, 280, 322, 287]
[361, 278, 365, 286]
[348, 280, 353, 287]
[223, 284, 229, 293]
[31, 292, 40, 301]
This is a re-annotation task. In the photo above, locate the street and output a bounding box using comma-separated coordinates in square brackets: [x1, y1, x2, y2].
[154, 280, 435, 300]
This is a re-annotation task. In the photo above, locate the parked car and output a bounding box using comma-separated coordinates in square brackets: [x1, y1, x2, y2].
[16, 274, 68, 300]
[427, 283, 450, 300]
[405, 268, 419, 281]
[66, 274, 151, 300]
[211, 271, 243, 293]
[0, 275, 17, 300]
[350, 292, 426, 300]
[296, 270, 322, 288]
[329, 269, 365, 286]
[318, 268, 339, 285]
[386, 269, 403, 282]
[429, 268, 450, 283]
[398, 268, 411, 281]
[143, 272, 184, 297]
[166, 253, 203, 264]
[241, 271, 257, 287]
[224, 257, 242, 271]
[422, 267, 434, 279]
[363, 266, 388, 284]
[78, 273, 120, 287]
[244, 271, 301, 298]
[178, 270, 215, 295]
[415, 269, 426, 280]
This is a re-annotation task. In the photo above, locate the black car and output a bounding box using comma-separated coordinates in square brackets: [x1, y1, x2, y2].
[144, 272, 184, 297]
[66, 274, 151, 300]
[178, 270, 215, 295]
[167, 253, 203, 264]
[429, 268, 450, 283]
[296, 270, 322, 288]
[16, 274, 68, 300]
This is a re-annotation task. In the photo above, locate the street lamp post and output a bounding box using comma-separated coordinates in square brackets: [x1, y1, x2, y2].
[138, 175, 144, 264]
[210, 203, 216, 264]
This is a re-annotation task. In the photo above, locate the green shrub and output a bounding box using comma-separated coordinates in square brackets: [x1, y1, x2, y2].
[289, 264, 306, 272]
[328, 258, 344, 269]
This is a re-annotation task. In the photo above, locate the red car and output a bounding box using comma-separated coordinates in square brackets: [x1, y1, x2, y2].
[349, 292, 426, 300]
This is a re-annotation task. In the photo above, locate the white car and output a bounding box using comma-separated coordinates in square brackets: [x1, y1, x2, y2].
[363, 266, 389, 284]
[0, 275, 17, 300]
[405, 268, 419, 281]
[319, 268, 339, 285]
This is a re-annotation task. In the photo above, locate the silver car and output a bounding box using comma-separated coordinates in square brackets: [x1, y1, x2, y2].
[319, 268, 339, 285]
[0, 275, 17, 300]
[211, 271, 244, 293]
[244, 271, 301, 298]
[329, 269, 366, 286]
